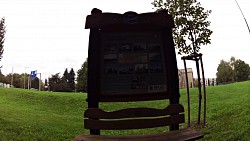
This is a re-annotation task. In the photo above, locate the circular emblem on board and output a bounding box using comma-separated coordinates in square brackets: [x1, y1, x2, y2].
[123, 11, 138, 24]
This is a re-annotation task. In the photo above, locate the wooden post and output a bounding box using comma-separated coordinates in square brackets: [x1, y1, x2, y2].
[200, 56, 207, 126]
[181, 53, 206, 127]
[195, 58, 202, 125]
[183, 59, 191, 127]
[87, 29, 101, 135]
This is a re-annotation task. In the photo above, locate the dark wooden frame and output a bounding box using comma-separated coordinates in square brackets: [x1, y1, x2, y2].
[73, 9, 205, 140]
[86, 10, 179, 103]
[86, 9, 181, 135]
[73, 104, 204, 141]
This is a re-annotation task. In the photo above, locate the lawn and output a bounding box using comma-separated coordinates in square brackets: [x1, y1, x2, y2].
[0, 81, 249, 141]
[0, 88, 87, 140]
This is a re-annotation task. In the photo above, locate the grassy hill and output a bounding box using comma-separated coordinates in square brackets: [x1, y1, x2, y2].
[0, 81, 249, 141]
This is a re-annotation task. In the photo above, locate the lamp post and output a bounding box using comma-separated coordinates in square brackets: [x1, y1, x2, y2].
[11, 67, 14, 87]
[37, 72, 41, 91]
[24, 67, 28, 89]
[28, 73, 30, 89]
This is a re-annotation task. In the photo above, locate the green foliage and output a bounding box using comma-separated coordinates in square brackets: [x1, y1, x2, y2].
[0, 70, 7, 83]
[234, 59, 250, 81]
[53, 80, 71, 92]
[0, 73, 38, 89]
[0, 81, 250, 140]
[69, 68, 76, 91]
[30, 77, 39, 89]
[61, 68, 72, 92]
[48, 73, 61, 91]
[216, 60, 233, 84]
[49, 68, 76, 92]
[62, 68, 69, 82]
[217, 57, 250, 83]
[152, 0, 212, 55]
[76, 58, 88, 92]
[0, 17, 6, 67]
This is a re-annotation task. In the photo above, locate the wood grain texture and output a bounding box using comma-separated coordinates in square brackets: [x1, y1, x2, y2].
[84, 104, 184, 119]
[73, 128, 204, 141]
[85, 114, 184, 130]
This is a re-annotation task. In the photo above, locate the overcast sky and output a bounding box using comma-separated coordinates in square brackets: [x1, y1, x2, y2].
[0, 0, 249, 81]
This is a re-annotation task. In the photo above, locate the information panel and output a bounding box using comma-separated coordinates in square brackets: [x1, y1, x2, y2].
[101, 32, 167, 95]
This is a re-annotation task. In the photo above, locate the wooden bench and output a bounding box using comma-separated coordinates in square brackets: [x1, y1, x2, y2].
[73, 104, 203, 141]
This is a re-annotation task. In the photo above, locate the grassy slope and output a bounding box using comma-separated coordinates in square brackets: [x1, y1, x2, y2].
[0, 81, 249, 141]
[0, 88, 87, 141]
[199, 81, 250, 141]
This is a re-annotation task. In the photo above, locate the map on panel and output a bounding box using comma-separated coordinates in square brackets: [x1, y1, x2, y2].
[101, 32, 167, 95]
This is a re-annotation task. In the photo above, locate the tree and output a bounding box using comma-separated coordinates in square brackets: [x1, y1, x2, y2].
[216, 60, 233, 84]
[11, 73, 22, 88]
[0, 69, 7, 83]
[5, 73, 12, 85]
[48, 73, 61, 91]
[45, 78, 48, 86]
[53, 81, 70, 92]
[62, 68, 69, 83]
[152, 0, 212, 55]
[216, 57, 250, 83]
[68, 68, 76, 91]
[44, 78, 48, 91]
[234, 59, 250, 82]
[76, 59, 88, 92]
[48, 72, 73, 92]
[31, 77, 40, 89]
[229, 56, 237, 81]
[0, 17, 6, 67]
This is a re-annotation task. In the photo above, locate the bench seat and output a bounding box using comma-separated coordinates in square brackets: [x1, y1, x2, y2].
[73, 128, 203, 141]
[73, 104, 203, 141]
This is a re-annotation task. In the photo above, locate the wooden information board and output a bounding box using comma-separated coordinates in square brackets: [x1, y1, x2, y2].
[101, 32, 167, 95]
[86, 9, 180, 103]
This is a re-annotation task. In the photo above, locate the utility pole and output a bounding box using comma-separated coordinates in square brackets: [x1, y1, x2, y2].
[11, 67, 14, 87]
[24, 67, 28, 89]
[28, 75, 30, 89]
[37, 72, 41, 91]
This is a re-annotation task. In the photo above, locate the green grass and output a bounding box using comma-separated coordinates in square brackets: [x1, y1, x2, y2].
[0, 81, 249, 141]
[0, 88, 87, 140]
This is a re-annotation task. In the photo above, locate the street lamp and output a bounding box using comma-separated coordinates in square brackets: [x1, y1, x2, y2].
[11, 67, 14, 87]
[24, 67, 28, 89]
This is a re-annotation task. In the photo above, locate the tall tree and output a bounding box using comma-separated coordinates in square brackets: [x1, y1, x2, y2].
[62, 68, 69, 82]
[68, 68, 76, 91]
[48, 72, 72, 92]
[76, 59, 88, 92]
[48, 73, 61, 91]
[152, 0, 213, 55]
[0, 17, 6, 67]
[234, 59, 250, 82]
[44, 78, 48, 86]
[31, 77, 40, 89]
[11, 73, 21, 88]
[216, 60, 233, 84]
[229, 56, 236, 81]
[5, 73, 12, 84]
[0, 69, 7, 83]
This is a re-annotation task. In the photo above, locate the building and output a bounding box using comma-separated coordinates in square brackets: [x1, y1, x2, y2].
[178, 68, 217, 88]
[178, 68, 194, 88]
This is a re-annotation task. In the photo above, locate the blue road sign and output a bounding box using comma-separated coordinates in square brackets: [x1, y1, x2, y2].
[30, 71, 37, 78]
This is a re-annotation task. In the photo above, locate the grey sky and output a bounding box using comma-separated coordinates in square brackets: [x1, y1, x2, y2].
[0, 0, 249, 80]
